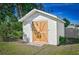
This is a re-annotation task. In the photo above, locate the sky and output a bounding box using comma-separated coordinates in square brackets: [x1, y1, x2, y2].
[43, 3, 79, 24]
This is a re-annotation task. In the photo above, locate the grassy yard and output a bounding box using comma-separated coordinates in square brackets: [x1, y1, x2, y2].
[0, 42, 79, 55]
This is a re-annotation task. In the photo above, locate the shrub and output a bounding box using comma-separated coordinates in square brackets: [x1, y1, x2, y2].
[59, 36, 66, 45]
[7, 31, 22, 41]
[0, 21, 22, 42]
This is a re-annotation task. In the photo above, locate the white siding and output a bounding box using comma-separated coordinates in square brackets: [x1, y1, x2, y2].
[23, 13, 39, 42]
[57, 21, 65, 44]
[23, 23, 32, 42]
[48, 19, 58, 45]
[22, 13, 64, 45]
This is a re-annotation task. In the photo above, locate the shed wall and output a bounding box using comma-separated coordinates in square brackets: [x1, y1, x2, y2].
[23, 13, 59, 45]
[57, 21, 65, 44]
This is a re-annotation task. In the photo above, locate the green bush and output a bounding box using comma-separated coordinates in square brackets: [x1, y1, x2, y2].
[0, 21, 22, 42]
[59, 36, 66, 45]
[7, 31, 22, 41]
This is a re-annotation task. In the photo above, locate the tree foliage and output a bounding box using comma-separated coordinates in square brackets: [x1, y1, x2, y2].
[63, 18, 70, 27]
[0, 3, 43, 41]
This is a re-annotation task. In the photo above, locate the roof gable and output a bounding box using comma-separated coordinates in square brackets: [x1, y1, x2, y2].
[19, 9, 65, 23]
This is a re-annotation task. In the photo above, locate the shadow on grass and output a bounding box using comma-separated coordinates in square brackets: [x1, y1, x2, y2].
[59, 42, 79, 46]
[59, 38, 79, 46]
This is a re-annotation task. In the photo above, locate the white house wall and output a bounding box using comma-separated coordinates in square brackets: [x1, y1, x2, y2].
[23, 13, 39, 43]
[23, 23, 32, 42]
[23, 13, 58, 45]
[48, 19, 58, 45]
[57, 21, 65, 44]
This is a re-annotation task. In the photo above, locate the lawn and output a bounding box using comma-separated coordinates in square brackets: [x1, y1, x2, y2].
[0, 42, 79, 55]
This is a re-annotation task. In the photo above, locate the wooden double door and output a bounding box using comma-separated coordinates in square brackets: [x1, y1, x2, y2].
[32, 21, 48, 44]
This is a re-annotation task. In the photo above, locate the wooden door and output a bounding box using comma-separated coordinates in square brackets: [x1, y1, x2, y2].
[32, 21, 48, 44]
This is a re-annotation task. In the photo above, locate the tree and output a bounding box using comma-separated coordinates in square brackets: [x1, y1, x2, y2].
[63, 18, 70, 27]
[15, 3, 43, 19]
[36, 3, 44, 10]
[0, 3, 43, 41]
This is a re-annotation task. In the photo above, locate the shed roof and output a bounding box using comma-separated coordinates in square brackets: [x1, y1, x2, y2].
[19, 9, 65, 23]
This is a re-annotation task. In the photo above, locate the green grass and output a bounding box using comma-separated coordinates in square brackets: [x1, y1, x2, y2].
[0, 42, 79, 55]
